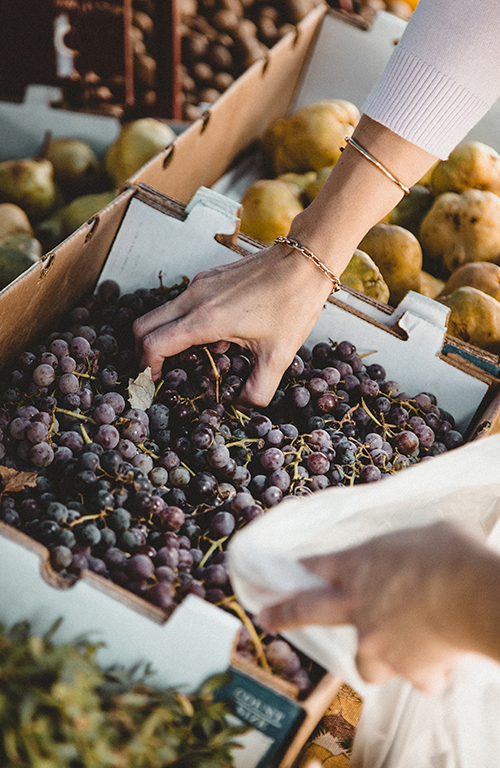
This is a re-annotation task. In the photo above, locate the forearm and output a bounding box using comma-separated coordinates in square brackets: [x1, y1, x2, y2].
[288, 114, 438, 276]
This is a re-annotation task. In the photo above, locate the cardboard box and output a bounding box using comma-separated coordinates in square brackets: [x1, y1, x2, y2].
[0, 184, 344, 768]
[1, 180, 500, 766]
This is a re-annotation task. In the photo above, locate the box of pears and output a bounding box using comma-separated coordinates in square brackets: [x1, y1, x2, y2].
[1, 175, 500, 766]
[0, 86, 184, 292]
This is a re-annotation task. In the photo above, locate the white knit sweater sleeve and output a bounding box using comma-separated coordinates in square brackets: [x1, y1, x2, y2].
[362, 0, 500, 158]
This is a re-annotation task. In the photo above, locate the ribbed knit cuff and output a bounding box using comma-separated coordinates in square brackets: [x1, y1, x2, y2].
[362, 46, 491, 159]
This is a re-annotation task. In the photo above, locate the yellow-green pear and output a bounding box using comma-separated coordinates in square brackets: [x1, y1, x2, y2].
[0, 203, 33, 240]
[389, 184, 434, 238]
[105, 118, 176, 187]
[358, 223, 423, 305]
[441, 286, 500, 352]
[419, 189, 500, 276]
[261, 99, 359, 176]
[59, 190, 117, 239]
[39, 135, 101, 193]
[340, 249, 390, 303]
[0, 232, 43, 289]
[240, 179, 304, 245]
[431, 141, 500, 196]
[0, 158, 57, 220]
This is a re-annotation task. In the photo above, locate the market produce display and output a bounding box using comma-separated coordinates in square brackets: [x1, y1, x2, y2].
[0, 619, 246, 767]
[0, 276, 465, 694]
[239, 99, 500, 354]
[179, 0, 323, 121]
[0, 117, 176, 287]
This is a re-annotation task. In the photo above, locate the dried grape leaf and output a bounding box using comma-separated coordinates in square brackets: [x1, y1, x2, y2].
[128, 366, 155, 410]
[0, 466, 38, 494]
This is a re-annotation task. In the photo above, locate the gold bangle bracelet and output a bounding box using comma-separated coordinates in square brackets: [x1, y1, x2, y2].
[274, 235, 341, 294]
[341, 136, 410, 196]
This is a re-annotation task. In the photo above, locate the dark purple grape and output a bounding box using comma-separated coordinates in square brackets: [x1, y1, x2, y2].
[321, 367, 341, 386]
[359, 465, 382, 483]
[260, 447, 285, 472]
[127, 554, 155, 580]
[268, 469, 291, 492]
[444, 430, 464, 449]
[286, 355, 305, 378]
[366, 363, 386, 381]
[50, 545, 73, 571]
[70, 336, 91, 360]
[203, 563, 228, 586]
[359, 379, 380, 398]
[306, 451, 330, 475]
[413, 423, 435, 448]
[33, 364, 56, 387]
[95, 424, 120, 450]
[390, 406, 409, 426]
[312, 342, 332, 365]
[147, 582, 175, 612]
[30, 442, 54, 467]
[260, 485, 283, 508]
[316, 392, 338, 413]
[210, 511, 235, 537]
[161, 505, 185, 532]
[394, 430, 419, 456]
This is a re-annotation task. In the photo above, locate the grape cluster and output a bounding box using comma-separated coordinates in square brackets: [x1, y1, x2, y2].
[0, 278, 464, 696]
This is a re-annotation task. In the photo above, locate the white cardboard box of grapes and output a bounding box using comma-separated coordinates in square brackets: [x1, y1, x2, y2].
[0, 181, 500, 767]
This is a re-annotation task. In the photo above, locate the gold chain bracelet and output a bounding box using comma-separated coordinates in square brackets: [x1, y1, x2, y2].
[274, 235, 341, 294]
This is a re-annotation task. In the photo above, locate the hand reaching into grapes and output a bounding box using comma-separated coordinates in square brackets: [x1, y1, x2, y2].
[133, 242, 335, 407]
[259, 522, 500, 693]
[133, 117, 437, 406]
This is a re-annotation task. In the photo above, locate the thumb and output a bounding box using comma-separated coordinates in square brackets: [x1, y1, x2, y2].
[238, 356, 285, 408]
[258, 587, 353, 633]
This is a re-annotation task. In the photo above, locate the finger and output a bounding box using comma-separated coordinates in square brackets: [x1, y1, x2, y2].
[406, 662, 458, 694]
[133, 290, 193, 342]
[300, 549, 361, 585]
[139, 318, 223, 380]
[258, 587, 352, 633]
[355, 635, 397, 684]
[238, 356, 288, 408]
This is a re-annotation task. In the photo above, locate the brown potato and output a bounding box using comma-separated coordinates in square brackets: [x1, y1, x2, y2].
[208, 44, 234, 71]
[192, 61, 215, 84]
[211, 71, 234, 91]
[211, 8, 240, 31]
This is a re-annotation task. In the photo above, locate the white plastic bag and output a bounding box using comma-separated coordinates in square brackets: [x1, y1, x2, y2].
[228, 434, 500, 767]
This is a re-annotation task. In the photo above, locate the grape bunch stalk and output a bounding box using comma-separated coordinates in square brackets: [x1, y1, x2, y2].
[0, 278, 464, 697]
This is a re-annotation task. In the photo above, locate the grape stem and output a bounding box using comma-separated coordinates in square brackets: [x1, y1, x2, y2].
[222, 598, 271, 674]
[80, 424, 92, 444]
[55, 408, 96, 424]
[198, 536, 228, 568]
[230, 406, 250, 425]
[203, 347, 220, 403]
[138, 442, 159, 459]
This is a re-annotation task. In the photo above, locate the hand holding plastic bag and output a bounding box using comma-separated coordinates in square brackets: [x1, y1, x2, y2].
[259, 520, 497, 693]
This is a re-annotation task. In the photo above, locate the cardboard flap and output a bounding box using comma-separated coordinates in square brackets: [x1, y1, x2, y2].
[0, 524, 241, 693]
[100, 187, 245, 294]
